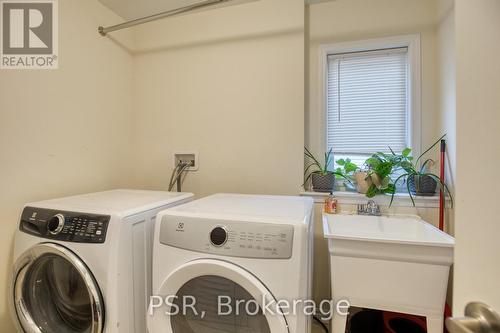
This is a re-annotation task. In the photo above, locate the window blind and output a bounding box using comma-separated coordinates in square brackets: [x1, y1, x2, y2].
[327, 48, 408, 155]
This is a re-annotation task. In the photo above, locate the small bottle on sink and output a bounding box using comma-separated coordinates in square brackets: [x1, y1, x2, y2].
[324, 192, 338, 214]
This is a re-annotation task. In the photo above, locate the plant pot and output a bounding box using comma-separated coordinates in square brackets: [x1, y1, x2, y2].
[311, 173, 335, 192]
[408, 174, 437, 196]
[354, 171, 372, 194]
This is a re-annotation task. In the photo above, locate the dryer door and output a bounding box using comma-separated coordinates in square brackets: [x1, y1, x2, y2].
[11, 243, 104, 333]
[149, 259, 289, 333]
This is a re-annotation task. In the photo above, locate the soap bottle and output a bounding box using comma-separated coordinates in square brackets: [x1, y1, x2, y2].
[324, 192, 337, 214]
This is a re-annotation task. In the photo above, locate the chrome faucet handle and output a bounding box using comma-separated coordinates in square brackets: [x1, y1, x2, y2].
[357, 200, 381, 216]
[357, 204, 366, 214]
[365, 200, 381, 216]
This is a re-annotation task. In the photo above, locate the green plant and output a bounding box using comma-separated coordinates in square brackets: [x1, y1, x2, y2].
[335, 158, 359, 179]
[304, 147, 351, 186]
[390, 134, 454, 207]
[334, 158, 359, 191]
[364, 154, 397, 198]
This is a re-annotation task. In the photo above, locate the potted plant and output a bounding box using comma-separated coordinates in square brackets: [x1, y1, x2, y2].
[363, 154, 397, 198]
[352, 168, 375, 194]
[335, 158, 358, 191]
[304, 147, 350, 192]
[390, 135, 453, 206]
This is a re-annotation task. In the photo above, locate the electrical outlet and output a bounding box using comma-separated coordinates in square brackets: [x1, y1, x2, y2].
[173, 152, 198, 171]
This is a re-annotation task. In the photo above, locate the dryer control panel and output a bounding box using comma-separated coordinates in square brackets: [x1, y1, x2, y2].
[160, 216, 294, 259]
[20, 207, 110, 243]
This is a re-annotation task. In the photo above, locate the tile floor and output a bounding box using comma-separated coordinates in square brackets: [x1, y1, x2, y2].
[312, 321, 330, 333]
[312, 325, 325, 333]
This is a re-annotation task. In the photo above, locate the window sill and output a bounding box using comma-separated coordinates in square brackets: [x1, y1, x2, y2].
[300, 189, 448, 208]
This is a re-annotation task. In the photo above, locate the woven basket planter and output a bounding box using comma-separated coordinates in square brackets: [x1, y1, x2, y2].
[311, 173, 335, 193]
[408, 174, 437, 196]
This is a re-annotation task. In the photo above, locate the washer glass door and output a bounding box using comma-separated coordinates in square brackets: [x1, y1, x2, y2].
[13, 243, 104, 333]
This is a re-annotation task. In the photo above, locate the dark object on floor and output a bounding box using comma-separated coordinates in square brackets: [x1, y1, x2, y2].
[383, 311, 427, 333]
[349, 309, 384, 333]
[387, 318, 426, 333]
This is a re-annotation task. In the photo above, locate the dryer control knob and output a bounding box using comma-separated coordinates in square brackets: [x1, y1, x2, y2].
[210, 226, 228, 247]
[47, 214, 65, 235]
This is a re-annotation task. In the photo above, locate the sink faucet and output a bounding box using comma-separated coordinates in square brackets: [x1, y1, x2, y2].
[358, 200, 381, 216]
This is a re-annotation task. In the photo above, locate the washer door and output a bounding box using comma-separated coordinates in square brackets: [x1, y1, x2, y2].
[149, 259, 289, 333]
[12, 243, 104, 333]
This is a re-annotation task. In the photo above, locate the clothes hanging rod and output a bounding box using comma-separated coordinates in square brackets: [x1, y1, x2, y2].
[98, 0, 231, 36]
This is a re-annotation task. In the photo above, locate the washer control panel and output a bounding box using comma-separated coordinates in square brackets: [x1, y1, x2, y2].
[20, 207, 110, 243]
[160, 216, 294, 259]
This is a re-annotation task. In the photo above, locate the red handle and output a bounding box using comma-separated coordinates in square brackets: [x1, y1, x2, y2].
[439, 140, 446, 231]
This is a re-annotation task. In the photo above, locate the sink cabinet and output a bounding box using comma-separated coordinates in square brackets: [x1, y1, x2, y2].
[323, 213, 454, 333]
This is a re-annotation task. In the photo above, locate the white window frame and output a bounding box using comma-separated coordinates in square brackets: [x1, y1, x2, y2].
[318, 34, 422, 161]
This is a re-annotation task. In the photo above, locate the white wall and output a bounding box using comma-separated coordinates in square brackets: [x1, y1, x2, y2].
[0, 0, 134, 330]
[129, 0, 305, 197]
[436, 4, 456, 236]
[453, 0, 500, 314]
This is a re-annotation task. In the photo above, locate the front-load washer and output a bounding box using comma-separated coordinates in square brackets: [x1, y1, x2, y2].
[10, 189, 194, 333]
[148, 193, 314, 333]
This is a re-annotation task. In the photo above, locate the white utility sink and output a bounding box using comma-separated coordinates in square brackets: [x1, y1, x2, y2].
[323, 213, 455, 333]
[324, 213, 454, 247]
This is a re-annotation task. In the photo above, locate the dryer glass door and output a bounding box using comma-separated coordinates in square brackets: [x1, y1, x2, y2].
[12, 243, 104, 333]
[149, 259, 289, 333]
[172, 275, 271, 332]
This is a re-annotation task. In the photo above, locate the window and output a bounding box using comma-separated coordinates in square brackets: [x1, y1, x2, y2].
[327, 48, 408, 165]
[320, 36, 421, 169]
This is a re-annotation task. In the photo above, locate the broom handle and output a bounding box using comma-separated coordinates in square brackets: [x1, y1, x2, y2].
[439, 139, 446, 231]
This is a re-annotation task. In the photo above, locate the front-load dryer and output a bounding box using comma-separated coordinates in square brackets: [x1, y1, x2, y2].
[10, 189, 194, 333]
[148, 193, 314, 333]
